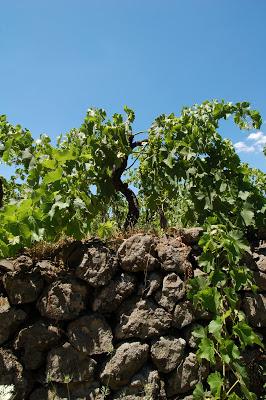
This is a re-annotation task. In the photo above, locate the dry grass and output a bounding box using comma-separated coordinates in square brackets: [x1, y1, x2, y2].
[21, 225, 183, 261]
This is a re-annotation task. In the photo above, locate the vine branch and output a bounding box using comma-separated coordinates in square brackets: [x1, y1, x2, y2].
[0, 178, 3, 208]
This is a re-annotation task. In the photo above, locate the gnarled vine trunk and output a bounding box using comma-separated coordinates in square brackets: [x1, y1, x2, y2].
[112, 155, 139, 230]
[0, 178, 3, 208]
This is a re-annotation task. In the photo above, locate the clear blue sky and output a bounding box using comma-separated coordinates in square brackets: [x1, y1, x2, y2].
[0, 0, 265, 176]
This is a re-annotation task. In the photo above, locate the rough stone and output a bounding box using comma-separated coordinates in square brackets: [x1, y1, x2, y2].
[0, 261, 13, 295]
[3, 270, 44, 304]
[151, 336, 186, 373]
[0, 259, 14, 272]
[166, 352, 207, 396]
[241, 251, 258, 270]
[156, 238, 191, 273]
[179, 227, 203, 245]
[242, 293, 266, 328]
[0, 235, 264, 398]
[253, 270, 266, 291]
[242, 348, 265, 397]
[30, 385, 105, 400]
[13, 255, 33, 271]
[67, 314, 113, 355]
[92, 273, 137, 313]
[0, 348, 27, 399]
[100, 342, 149, 390]
[118, 234, 160, 272]
[138, 271, 163, 298]
[60, 240, 85, 268]
[115, 298, 172, 340]
[63, 383, 105, 400]
[29, 387, 51, 400]
[113, 395, 141, 400]
[113, 365, 162, 399]
[37, 279, 88, 320]
[257, 228, 266, 240]
[173, 300, 196, 329]
[36, 260, 65, 283]
[155, 273, 185, 312]
[254, 244, 266, 273]
[76, 246, 118, 287]
[0, 296, 27, 345]
[46, 342, 96, 383]
[14, 321, 62, 370]
[31, 382, 104, 400]
[183, 323, 202, 349]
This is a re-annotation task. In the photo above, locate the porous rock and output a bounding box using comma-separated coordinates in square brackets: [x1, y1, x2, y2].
[138, 271, 163, 297]
[155, 273, 185, 312]
[13, 255, 33, 271]
[76, 246, 118, 287]
[0, 259, 14, 272]
[241, 250, 258, 270]
[166, 352, 207, 396]
[183, 323, 202, 349]
[29, 384, 105, 400]
[0, 348, 27, 399]
[173, 300, 209, 329]
[63, 383, 104, 400]
[100, 342, 149, 390]
[179, 227, 203, 245]
[14, 321, 62, 370]
[118, 234, 160, 272]
[113, 365, 162, 399]
[92, 273, 137, 313]
[59, 240, 85, 267]
[242, 293, 266, 327]
[156, 237, 191, 273]
[254, 243, 266, 273]
[37, 279, 88, 320]
[242, 348, 265, 397]
[67, 314, 113, 355]
[115, 297, 172, 339]
[36, 260, 65, 283]
[48, 382, 104, 400]
[253, 270, 266, 291]
[29, 387, 52, 400]
[173, 300, 196, 329]
[0, 260, 14, 294]
[3, 270, 44, 304]
[46, 342, 96, 383]
[151, 336, 186, 373]
[0, 296, 27, 345]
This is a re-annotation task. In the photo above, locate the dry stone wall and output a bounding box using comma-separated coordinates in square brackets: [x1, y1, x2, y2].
[0, 229, 265, 400]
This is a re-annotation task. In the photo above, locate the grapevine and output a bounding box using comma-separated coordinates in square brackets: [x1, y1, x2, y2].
[0, 100, 265, 398]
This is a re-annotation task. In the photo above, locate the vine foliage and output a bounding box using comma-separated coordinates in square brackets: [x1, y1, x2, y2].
[188, 221, 264, 399]
[0, 100, 265, 398]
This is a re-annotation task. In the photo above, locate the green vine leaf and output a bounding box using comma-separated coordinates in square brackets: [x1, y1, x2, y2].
[193, 383, 205, 400]
[233, 321, 264, 349]
[207, 371, 223, 398]
[208, 318, 223, 343]
[240, 208, 255, 226]
[228, 394, 242, 400]
[197, 337, 216, 364]
[43, 167, 63, 184]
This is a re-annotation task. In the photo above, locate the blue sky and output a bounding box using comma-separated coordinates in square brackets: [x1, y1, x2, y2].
[0, 0, 265, 177]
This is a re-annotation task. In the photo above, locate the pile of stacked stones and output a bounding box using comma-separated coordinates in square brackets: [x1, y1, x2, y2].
[0, 229, 265, 400]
